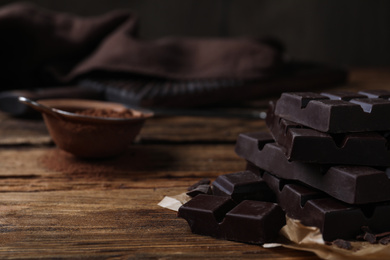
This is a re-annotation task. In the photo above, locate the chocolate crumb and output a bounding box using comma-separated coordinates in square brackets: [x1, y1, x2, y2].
[363, 232, 377, 244]
[379, 236, 390, 245]
[333, 239, 352, 250]
[357, 226, 378, 243]
[187, 178, 211, 191]
[356, 226, 390, 244]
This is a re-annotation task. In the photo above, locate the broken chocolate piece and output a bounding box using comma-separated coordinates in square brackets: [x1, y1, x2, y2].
[178, 194, 285, 244]
[187, 178, 211, 191]
[363, 232, 377, 244]
[186, 184, 212, 197]
[266, 102, 390, 166]
[356, 227, 390, 244]
[379, 236, 390, 245]
[212, 171, 275, 203]
[235, 131, 390, 204]
[274, 90, 390, 133]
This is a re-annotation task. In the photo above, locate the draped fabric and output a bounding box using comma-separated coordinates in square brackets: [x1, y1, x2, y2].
[0, 3, 282, 89]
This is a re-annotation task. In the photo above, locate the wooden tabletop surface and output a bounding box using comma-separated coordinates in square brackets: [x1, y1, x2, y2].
[1, 68, 389, 259]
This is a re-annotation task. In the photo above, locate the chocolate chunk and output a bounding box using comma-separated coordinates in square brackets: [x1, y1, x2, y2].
[363, 232, 377, 244]
[273, 90, 390, 133]
[186, 184, 212, 197]
[379, 236, 390, 245]
[357, 228, 390, 244]
[266, 102, 390, 166]
[178, 194, 285, 244]
[251, 170, 390, 241]
[187, 178, 211, 191]
[186, 178, 212, 197]
[212, 171, 275, 203]
[235, 131, 390, 204]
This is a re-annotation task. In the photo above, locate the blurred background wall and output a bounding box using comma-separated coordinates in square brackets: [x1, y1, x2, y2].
[1, 0, 389, 67]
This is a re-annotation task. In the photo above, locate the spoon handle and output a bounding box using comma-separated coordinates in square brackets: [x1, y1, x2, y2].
[18, 96, 62, 119]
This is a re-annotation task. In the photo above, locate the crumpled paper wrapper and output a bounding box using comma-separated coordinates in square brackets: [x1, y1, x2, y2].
[158, 193, 390, 260]
[157, 193, 191, 211]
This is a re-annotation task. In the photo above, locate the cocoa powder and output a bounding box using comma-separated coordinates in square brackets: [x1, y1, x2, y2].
[39, 148, 135, 176]
[75, 108, 135, 118]
[38, 144, 171, 179]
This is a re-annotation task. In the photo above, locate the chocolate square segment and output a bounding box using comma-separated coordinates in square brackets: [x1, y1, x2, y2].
[221, 200, 285, 244]
[178, 195, 236, 237]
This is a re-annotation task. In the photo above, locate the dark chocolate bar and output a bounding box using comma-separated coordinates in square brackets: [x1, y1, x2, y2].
[178, 194, 285, 244]
[235, 131, 390, 204]
[239, 168, 390, 241]
[266, 102, 390, 165]
[212, 171, 275, 202]
[274, 90, 390, 133]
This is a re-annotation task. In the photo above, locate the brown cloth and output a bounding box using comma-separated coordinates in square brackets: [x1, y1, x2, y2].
[0, 3, 282, 89]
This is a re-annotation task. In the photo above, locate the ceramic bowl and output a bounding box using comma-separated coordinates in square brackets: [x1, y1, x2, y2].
[19, 98, 153, 158]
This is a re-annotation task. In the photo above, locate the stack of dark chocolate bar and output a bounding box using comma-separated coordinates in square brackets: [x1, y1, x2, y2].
[178, 90, 390, 245]
[235, 90, 390, 242]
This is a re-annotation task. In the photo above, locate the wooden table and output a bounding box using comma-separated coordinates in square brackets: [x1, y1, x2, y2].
[0, 68, 389, 259]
